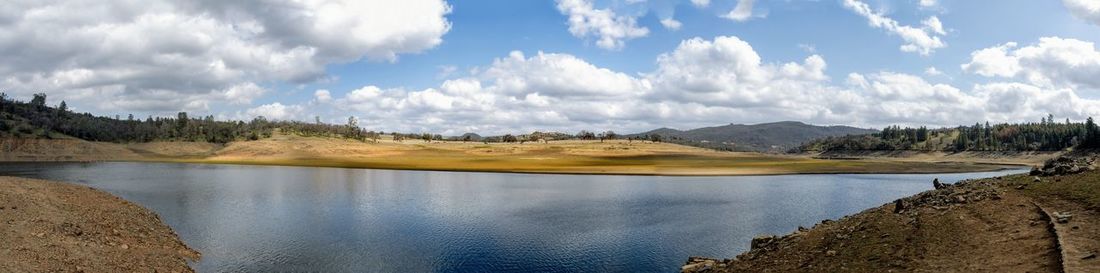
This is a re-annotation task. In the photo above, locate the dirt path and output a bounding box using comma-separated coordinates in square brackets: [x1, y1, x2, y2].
[1031, 193, 1100, 272]
[0, 176, 199, 272]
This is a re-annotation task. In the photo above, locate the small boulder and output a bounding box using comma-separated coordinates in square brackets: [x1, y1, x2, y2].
[1029, 167, 1042, 176]
[953, 196, 967, 203]
[751, 235, 778, 250]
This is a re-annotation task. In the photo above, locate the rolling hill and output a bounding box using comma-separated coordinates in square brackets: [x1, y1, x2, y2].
[630, 121, 877, 152]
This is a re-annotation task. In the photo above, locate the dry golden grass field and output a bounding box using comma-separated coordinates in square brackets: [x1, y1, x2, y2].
[2, 133, 1045, 175]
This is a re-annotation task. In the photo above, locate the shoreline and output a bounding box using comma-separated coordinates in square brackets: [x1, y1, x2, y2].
[683, 156, 1100, 272]
[0, 157, 1025, 177]
[0, 176, 200, 272]
[0, 136, 1056, 177]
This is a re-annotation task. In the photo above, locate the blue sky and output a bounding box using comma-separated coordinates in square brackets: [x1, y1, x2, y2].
[314, 0, 1094, 88]
[3, 0, 1100, 134]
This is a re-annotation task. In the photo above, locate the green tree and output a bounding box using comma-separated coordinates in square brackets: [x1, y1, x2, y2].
[176, 112, 189, 137]
[1086, 117, 1099, 148]
[30, 93, 46, 109]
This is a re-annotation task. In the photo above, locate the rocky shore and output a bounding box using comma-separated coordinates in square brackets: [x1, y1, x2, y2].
[0, 176, 199, 272]
[684, 154, 1100, 273]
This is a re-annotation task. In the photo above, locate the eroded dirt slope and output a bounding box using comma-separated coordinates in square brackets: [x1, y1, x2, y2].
[0, 176, 200, 272]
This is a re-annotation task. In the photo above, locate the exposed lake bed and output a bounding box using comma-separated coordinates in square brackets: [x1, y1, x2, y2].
[0, 162, 1027, 272]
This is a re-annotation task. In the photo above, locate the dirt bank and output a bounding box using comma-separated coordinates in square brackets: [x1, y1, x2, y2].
[814, 150, 1061, 166]
[0, 138, 142, 162]
[0, 135, 1019, 176]
[0, 176, 199, 272]
[684, 158, 1100, 273]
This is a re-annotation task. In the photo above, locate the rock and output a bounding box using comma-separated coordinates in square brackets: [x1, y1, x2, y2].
[1033, 177, 1041, 183]
[681, 257, 718, 273]
[750, 235, 778, 250]
[120, 244, 129, 250]
[1052, 212, 1073, 223]
[1036, 156, 1096, 176]
[826, 250, 837, 257]
[933, 178, 946, 190]
[893, 199, 906, 213]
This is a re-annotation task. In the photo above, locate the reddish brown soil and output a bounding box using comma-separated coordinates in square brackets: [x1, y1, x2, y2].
[0, 176, 199, 272]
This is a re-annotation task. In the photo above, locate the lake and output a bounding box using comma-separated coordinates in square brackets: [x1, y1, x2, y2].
[0, 162, 1026, 272]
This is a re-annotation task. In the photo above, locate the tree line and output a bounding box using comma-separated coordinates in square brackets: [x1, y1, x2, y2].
[1, 92, 658, 145]
[799, 114, 1100, 152]
[0, 93, 380, 143]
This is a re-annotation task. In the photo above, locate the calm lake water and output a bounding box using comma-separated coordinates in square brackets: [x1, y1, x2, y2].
[0, 162, 1026, 272]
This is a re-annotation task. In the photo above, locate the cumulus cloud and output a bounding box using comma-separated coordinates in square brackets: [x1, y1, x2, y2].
[245, 103, 305, 121]
[555, 0, 650, 50]
[647, 36, 829, 107]
[250, 35, 1100, 135]
[723, 0, 757, 22]
[0, 0, 452, 115]
[314, 90, 332, 103]
[1064, 0, 1100, 25]
[660, 18, 683, 30]
[482, 51, 651, 99]
[924, 67, 943, 76]
[690, 0, 711, 8]
[962, 37, 1100, 90]
[842, 0, 947, 55]
[919, 0, 938, 8]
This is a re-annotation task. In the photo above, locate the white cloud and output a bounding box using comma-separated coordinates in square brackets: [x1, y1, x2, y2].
[723, 0, 757, 22]
[483, 51, 651, 99]
[963, 37, 1100, 90]
[924, 66, 943, 76]
[279, 36, 1100, 135]
[555, 0, 650, 50]
[0, 0, 452, 115]
[223, 83, 268, 105]
[1064, 0, 1100, 25]
[691, 0, 711, 8]
[961, 42, 1021, 78]
[842, 0, 947, 55]
[647, 36, 829, 107]
[292, 35, 1087, 134]
[919, 0, 938, 8]
[314, 90, 332, 103]
[245, 103, 304, 121]
[922, 16, 946, 35]
[660, 18, 683, 30]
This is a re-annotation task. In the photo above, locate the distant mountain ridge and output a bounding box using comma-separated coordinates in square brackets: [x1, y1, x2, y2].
[630, 121, 877, 152]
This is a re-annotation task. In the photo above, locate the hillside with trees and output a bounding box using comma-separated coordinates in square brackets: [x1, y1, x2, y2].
[798, 115, 1100, 153]
[629, 121, 877, 152]
[0, 93, 379, 144]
